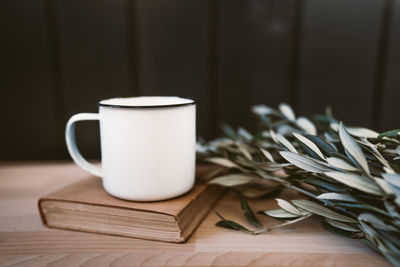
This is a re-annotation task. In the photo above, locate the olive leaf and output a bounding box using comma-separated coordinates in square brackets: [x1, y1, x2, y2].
[251, 104, 277, 116]
[324, 218, 361, 232]
[305, 134, 337, 154]
[362, 141, 393, 171]
[276, 134, 298, 153]
[317, 192, 356, 202]
[373, 177, 394, 195]
[276, 198, 302, 215]
[238, 127, 253, 141]
[259, 208, 301, 219]
[326, 157, 358, 171]
[347, 127, 379, 139]
[303, 177, 347, 192]
[292, 199, 357, 223]
[260, 115, 272, 129]
[215, 212, 252, 233]
[296, 117, 317, 135]
[269, 129, 279, 143]
[205, 157, 239, 169]
[200, 102, 400, 265]
[259, 147, 275, 162]
[382, 173, 400, 189]
[293, 133, 326, 160]
[338, 122, 370, 176]
[210, 174, 255, 187]
[203, 167, 226, 181]
[325, 172, 384, 196]
[240, 197, 263, 227]
[238, 144, 252, 160]
[378, 129, 400, 139]
[260, 162, 292, 171]
[280, 151, 333, 173]
[358, 213, 397, 231]
[324, 132, 340, 143]
[221, 124, 237, 139]
[382, 174, 400, 204]
[279, 103, 296, 121]
[321, 221, 356, 238]
[240, 186, 283, 199]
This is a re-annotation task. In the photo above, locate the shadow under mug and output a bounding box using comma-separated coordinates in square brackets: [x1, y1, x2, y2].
[65, 96, 196, 201]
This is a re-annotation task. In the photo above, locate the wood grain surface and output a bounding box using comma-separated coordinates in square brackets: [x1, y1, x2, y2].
[0, 162, 391, 267]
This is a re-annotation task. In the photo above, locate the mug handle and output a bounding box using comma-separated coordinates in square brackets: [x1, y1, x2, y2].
[65, 113, 103, 177]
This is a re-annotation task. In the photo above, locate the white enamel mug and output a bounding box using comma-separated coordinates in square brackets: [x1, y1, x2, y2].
[65, 96, 196, 201]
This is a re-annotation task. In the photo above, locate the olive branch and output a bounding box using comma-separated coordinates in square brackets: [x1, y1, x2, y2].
[197, 103, 400, 266]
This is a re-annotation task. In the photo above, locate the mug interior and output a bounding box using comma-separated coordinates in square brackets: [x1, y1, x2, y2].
[98, 96, 195, 108]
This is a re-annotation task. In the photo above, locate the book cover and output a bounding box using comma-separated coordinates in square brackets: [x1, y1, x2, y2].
[38, 176, 224, 243]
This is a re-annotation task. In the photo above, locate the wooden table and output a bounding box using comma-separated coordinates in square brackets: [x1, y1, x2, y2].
[0, 162, 391, 267]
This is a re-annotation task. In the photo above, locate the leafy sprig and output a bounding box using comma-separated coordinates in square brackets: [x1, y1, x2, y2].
[197, 103, 400, 266]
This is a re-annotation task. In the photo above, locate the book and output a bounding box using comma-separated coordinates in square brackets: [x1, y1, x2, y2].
[38, 176, 224, 243]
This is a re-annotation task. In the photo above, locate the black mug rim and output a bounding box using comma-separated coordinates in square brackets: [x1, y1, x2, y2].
[98, 96, 196, 109]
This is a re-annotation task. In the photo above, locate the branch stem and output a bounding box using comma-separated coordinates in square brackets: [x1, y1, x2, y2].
[253, 214, 313, 235]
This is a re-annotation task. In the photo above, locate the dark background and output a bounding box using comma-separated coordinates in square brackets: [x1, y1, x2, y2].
[1, 0, 399, 160]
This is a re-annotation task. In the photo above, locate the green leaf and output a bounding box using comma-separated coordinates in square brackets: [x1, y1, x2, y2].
[317, 192, 356, 202]
[344, 150, 363, 172]
[269, 130, 279, 143]
[276, 198, 302, 215]
[320, 221, 355, 238]
[378, 129, 400, 139]
[358, 213, 397, 231]
[259, 208, 301, 219]
[305, 134, 337, 155]
[326, 157, 358, 171]
[299, 143, 321, 160]
[326, 106, 333, 118]
[251, 104, 277, 116]
[240, 197, 263, 227]
[280, 151, 333, 173]
[338, 122, 370, 176]
[324, 172, 384, 196]
[276, 133, 298, 153]
[260, 115, 272, 129]
[382, 173, 400, 188]
[325, 218, 361, 232]
[335, 202, 390, 218]
[203, 167, 225, 181]
[240, 186, 283, 199]
[260, 162, 292, 171]
[279, 103, 296, 121]
[237, 144, 252, 160]
[292, 199, 357, 223]
[359, 220, 379, 240]
[296, 117, 317, 135]
[324, 132, 340, 143]
[210, 174, 255, 187]
[346, 127, 379, 139]
[373, 177, 394, 195]
[362, 141, 393, 171]
[205, 157, 239, 169]
[293, 133, 326, 160]
[259, 147, 275, 162]
[221, 124, 237, 139]
[304, 177, 347, 192]
[215, 212, 252, 233]
[238, 127, 253, 141]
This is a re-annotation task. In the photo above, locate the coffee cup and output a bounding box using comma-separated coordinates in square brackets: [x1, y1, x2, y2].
[65, 96, 196, 201]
